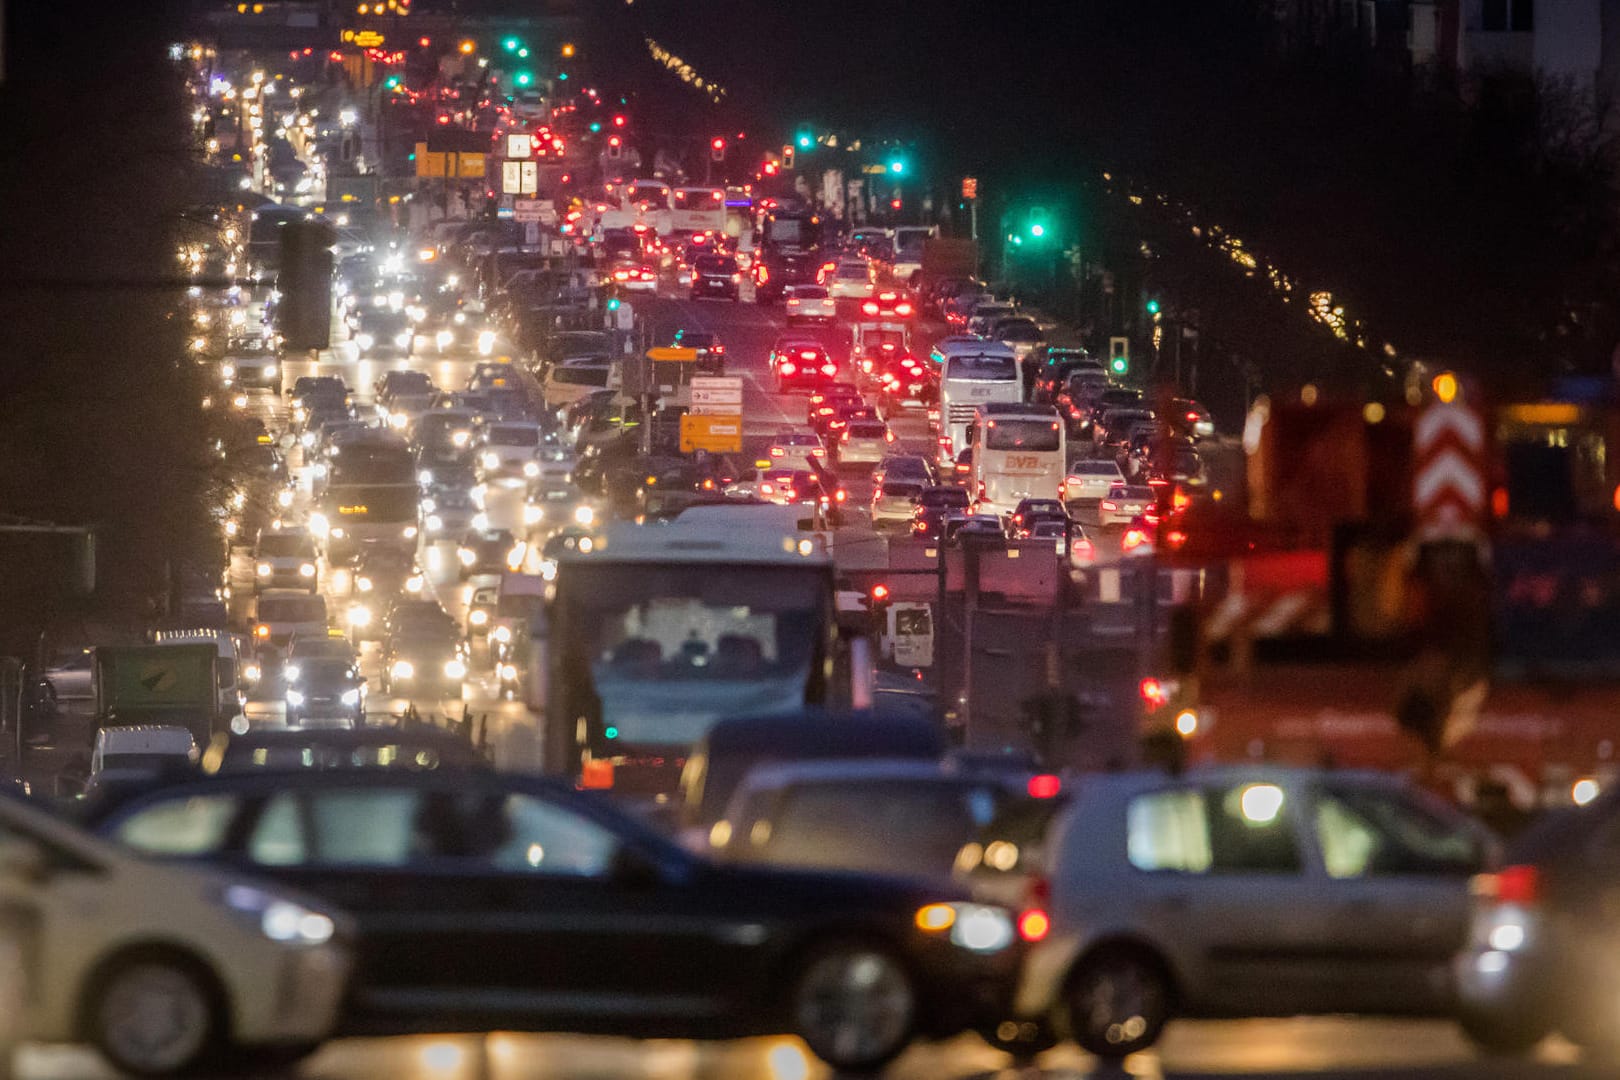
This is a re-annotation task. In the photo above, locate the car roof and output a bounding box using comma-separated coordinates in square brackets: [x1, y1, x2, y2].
[737, 757, 1019, 794]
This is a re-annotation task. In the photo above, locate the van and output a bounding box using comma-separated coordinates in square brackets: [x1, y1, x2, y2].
[150, 627, 247, 718]
[89, 725, 197, 789]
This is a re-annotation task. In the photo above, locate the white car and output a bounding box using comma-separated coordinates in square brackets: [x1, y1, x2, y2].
[870, 478, 924, 527]
[835, 419, 892, 467]
[252, 528, 319, 594]
[764, 431, 826, 471]
[0, 792, 351, 1077]
[1096, 483, 1157, 526]
[89, 726, 197, 792]
[476, 421, 546, 486]
[251, 590, 329, 648]
[784, 284, 837, 324]
[1062, 459, 1127, 503]
[826, 259, 875, 299]
[222, 352, 279, 392]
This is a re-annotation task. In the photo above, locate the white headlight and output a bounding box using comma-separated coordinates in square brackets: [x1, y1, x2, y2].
[255, 563, 272, 577]
[285, 689, 305, 707]
[222, 885, 335, 946]
[457, 547, 476, 566]
[435, 330, 453, 348]
[278, 489, 294, 508]
[453, 311, 467, 324]
[573, 505, 595, 526]
[425, 513, 443, 532]
[340, 688, 361, 707]
[444, 659, 468, 680]
[469, 609, 488, 626]
[481, 451, 501, 470]
[221, 363, 236, 379]
[523, 460, 541, 478]
[390, 659, 414, 680]
[395, 332, 412, 347]
[492, 625, 512, 644]
[419, 469, 434, 486]
[298, 562, 316, 577]
[355, 333, 374, 350]
[523, 505, 543, 526]
[405, 574, 425, 593]
[950, 905, 1014, 953]
[452, 430, 471, 448]
[264, 364, 277, 376]
[498, 663, 517, 681]
[403, 525, 419, 539]
[242, 664, 261, 683]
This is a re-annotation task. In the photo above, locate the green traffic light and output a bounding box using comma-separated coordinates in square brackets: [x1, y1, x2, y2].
[1146, 298, 1162, 315]
[796, 133, 813, 149]
[606, 297, 621, 311]
[517, 47, 529, 58]
[589, 121, 602, 133]
[503, 37, 520, 51]
[515, 72, 532, 86]
[557, 72, 568, 80]
[1111, 356, 1128, 374]
[382, 75, 401, 90]
[1029, 223, 1045, 238]
[889, 159, 904, 174]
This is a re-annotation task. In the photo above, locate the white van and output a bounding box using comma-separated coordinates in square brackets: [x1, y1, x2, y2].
[150, 628, 247, 717]
[89, 725, 198, 789]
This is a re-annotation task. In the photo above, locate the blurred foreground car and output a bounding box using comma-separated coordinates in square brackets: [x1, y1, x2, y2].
[0, 790, 349, 1076]
[1012, 767, 1489, 1059]
[1454, 792, 1620, 1055]
[90, 768, 1019, 1072]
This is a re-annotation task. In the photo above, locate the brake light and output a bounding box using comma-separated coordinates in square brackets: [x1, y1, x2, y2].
[895, 302, 913, 316]
[841, 431, 850, 441]
[1027, 774, 1062, 799]
[885, 429, 896, 443]
[781, 362, 797, 375]
[1140, 677, 1167, 707]
[956, 462, 970, 474]
[800, 350, 818, 360]
[1123, 527, 1149, 551]
[770, 447, 785, 457]
[580, 759, 615, 790]
[712, 344, 724, 353]
[1474, 865, 1541, 904]
[1070, 537, 1096, 563]
[1018, 909, 1051, 943]
[835, 489, 847, 502]
[821, 364, 837, 376]
[1101, 500, 1118, 511]
[861, 301, 879, 315]
[1187, 411, 1200, 421]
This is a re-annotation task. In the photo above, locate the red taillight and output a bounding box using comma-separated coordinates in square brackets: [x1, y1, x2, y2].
[770, 447, 785, 457]
[862, 301, 879, 315]
[781, 362, 797, 375]
[1101, 500, 1118, 511]
[1071, 538, 1095, 563]
[1018, 909, 1051, 942]
[1186, 410, 1199, 422]
[580, 759, 615, 790]
[1124, 528, 1148, 550]
[835, 489, 847, 503]
[800, 350, 818, 360]
[1140, 677, 1166, 706]
[895, 303, 913, 316]
[818, 407, 835, 416]
[1027, 774, 1061, 799]
[841, 431, 850, 442]
[821, 364, 837, 376]
[885, 429, 896, 443]
[956, 462, 970, 473]
[1475, 865, 1541, 904]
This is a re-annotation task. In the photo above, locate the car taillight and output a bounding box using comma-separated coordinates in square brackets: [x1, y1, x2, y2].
[835, 490, 847, 502]
[1124, 528, 1148, 550]
[1027, 774, 1061, 799]
[841, 431, 850, 441]
[770, 447, 785, 456]
[1018, 909, 1051, 943]
[821, 364, 837, 376]
[885, 429, 896, 442]
[1071, 537, 1095, 563]
[819, 407, 835, 416]
[1101, 500, 1118, 511]
[895, 303, 913, 316]
[800, 350, 818, 360]
[862, 301, 879, 315]
[781, 362, 796, 375]
[1474, 865, 1541, 904]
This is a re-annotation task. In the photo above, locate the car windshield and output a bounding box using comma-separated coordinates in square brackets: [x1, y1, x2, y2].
[488, 426, 540, 447]
[694, 256, 738, 274]
[921, 488, 970, 507]
[1074, 461, 1121, 475]
[258, 534, 313, 557]
[552, 364, 610, 386]
[296, 659, 356, 685]
[259, 596, 326, 622]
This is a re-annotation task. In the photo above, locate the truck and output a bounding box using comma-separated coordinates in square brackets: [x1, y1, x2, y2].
[889, 225, 939, 285]
[93, 644, 229, 750]
[917, 236, 979, 293]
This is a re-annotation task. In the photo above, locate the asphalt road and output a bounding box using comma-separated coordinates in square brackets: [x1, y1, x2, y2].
[13, 1021, 1603, 1079]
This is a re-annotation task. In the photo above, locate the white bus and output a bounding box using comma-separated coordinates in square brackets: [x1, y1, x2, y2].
[937, 342, 1021, 464]
[970, 402, 1066, 515]
[670, 186, 727, 235]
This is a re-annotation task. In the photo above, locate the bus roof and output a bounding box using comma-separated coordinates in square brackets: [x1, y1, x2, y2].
[934, 338, 1016, 359]
[562, 520, 832, 567]
[976, 402, 1062, 418]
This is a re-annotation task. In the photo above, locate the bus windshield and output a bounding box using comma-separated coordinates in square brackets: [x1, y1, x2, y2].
[323, 485, 418, 522]
[946, 354, 1017, 380]
[557, 564, 827, 748]
[986, 419, 1062, 452]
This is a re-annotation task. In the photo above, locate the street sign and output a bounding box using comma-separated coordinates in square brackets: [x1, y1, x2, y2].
[456, 153, 485, 179]
[690, 376, 743, 410]
[341, 29, 386, 47]
[647, 347, 699, 363]
[522, 161, 538, 194]
[962, 176, 978, 200]
[680, 414, 742, 454]
[415, 145, 446, 178]
[614, 301, 635, 331]
[860, 164, 890, 175]
[523, 222, 540, 247]
[1413, 400, 1487, 540]
[514, 198, 544, 222]
[506, 133, 532, 159]
[502, 161, 523, 195]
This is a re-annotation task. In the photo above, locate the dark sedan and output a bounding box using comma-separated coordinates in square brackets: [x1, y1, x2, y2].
[87, 769, 1023, 1072]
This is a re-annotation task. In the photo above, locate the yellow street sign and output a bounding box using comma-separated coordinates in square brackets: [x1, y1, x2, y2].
[416, 149, 447, 178]
[341, 29, 386, 48]
[680, 414, 742, 454]
[457, 152, 485, 179]
[647, 347, 700, 362]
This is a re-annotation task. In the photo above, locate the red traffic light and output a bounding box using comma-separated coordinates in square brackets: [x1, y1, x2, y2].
[607, 135, 621, 147]
[711, 137, 726, 151]
[763, 161, 778, 176]
[870, 583, 890, 603]
[613, 114, 627, 127]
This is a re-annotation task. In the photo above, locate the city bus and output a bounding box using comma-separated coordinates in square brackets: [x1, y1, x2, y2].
[544, 521, 836, 798]
[309, 436, 419, 565]
[970, 402, 1066, 515]
[670, 186, 727, 235]
[936, 341, 1021, 464]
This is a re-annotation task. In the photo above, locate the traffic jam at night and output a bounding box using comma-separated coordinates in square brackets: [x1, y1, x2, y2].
[2, 1, 1620, 1077]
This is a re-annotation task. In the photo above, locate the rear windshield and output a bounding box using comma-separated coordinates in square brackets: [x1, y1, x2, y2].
[849, 422, 888, 438]
[881, 482, 923, 499]
[694, 256, 738, 274]
[946, 354, 1017, 381]
[258, 596, 327, 622]
[985, 418, 1061, 452]
[920, 488, 970, 507]
[1072, 461, 1122, 475]
[552, 365, 610, 387]
[789, 286, 829, 299]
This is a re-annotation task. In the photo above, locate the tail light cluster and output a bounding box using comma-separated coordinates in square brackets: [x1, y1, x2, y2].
[1018, 876, 1052, 943]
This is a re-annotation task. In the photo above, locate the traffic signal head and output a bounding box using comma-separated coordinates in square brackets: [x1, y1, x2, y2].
[796, 132, 813, 149]
[870, 583, 891, 604]
[1029, 223, 1045, 238]
[502, 37, 520, 52]
[588, 121, 602, 133]
[710, 137, 726, 162]
[613, 114, 627, 127]
[458, 40, 475, 55]
[763, 161, 778, 176]
[889, 158, 905, 174]
[1146, 298, 1162, 316]
[515, 72, 532, 86]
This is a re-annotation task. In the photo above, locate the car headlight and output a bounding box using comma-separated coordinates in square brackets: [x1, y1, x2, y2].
[419, 469, 434, 486]
[573, 505, 595, 526]
[492, 625, 512, 644]
[346, 604, 371, 627]
[523, 505, 543, 526]
[330, 527, 345, 540]
[453, 311, 467, 324]
[444, 659, 467, 680]
[425, 513, 443, 533]
[469, 609, 489, 626]
[390, 659, 415, 680]
[458, 547, 476, 565]
[298, 562, 316, 578]
[498, 663, 517, 681]
[277, 489, 294, 508]
[242, 663, 261, 684]
[435, 330, 453, 348]
[394, 332, 412, 347]
[308, 512, 329, 538]
[340, 688, 361, 707]
[264, 364, 277, 377]
[220, 884, 335, 946]
[914, 903, 1014, 954]
[388, 412, 408, 429]
[523, 461, 541, 478]
[403, 525, 419, 539]
[471, 512, 490, 532]
[255, 562, 272, 577]
[405, 574, 425, 593]
[285, 689, 305, 707]
[481, 451, 501, 470]
[355, 333, 375, 350]
[221, 363, 236, 379]
[356, 575, 373, 593]
[452, 430, 470, 448]
[477, 330, 496, 355]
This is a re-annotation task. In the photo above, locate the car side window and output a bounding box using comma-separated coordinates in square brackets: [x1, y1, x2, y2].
[1127, 784, 1302, 874]
[464, 794, 619, 877]
[307, 789, 432, 865]
[115, 795, 240, 856]
[1314, 788, 1482, 878]
[246, 792, 308, 866]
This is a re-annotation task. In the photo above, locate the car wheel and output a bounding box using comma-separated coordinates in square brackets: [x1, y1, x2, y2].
[1457, 1009, 1551, 1057]
[1063, 949, 1172, 1059]
[88, 955, 220, 1078]
[791, 942, 916, 1072]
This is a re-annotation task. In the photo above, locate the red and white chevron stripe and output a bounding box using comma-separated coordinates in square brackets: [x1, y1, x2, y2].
[1413, 402, 1486, 540]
